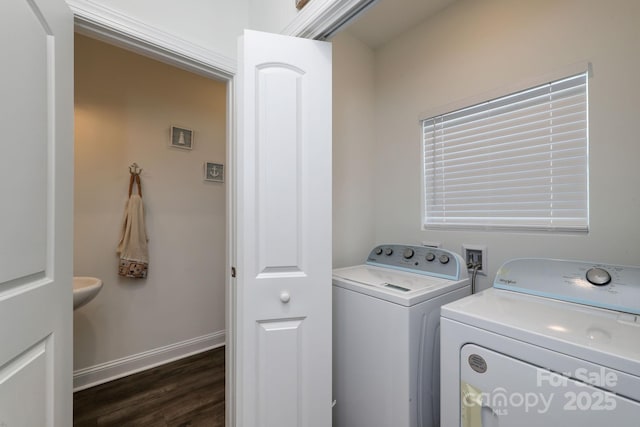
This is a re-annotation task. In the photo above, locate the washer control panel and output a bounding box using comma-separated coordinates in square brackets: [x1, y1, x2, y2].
[367, 244, 465, 280]
[494, 258, 640, 315]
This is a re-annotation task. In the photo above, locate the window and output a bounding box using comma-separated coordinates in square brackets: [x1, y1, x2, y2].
[422, 72, 588, 231]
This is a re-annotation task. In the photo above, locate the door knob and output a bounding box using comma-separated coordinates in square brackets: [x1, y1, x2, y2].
[280, 291, 291, 303]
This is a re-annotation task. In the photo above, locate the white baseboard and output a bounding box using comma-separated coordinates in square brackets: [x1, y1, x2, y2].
[73, 330, 225, 392]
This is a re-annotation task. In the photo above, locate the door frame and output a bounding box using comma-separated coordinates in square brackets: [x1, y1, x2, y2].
[67, 1, 376, 426]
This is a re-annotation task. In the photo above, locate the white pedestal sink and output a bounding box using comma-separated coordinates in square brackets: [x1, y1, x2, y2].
[73, 277, 103, 310]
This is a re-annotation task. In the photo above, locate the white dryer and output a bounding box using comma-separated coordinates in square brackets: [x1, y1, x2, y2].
[441, 258, 640, 427]
[333, 244, 470, 427]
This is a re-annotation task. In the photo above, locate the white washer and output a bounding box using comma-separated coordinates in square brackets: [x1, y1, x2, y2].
[333, 244, 470, 427]
[441, 258, 640, 427]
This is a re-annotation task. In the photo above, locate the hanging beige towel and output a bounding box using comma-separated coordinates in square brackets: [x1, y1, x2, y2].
[117, 173, 149, 278]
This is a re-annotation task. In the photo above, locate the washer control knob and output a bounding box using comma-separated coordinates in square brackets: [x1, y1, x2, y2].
[586, 268, 611, 286]
[384, 248, 393, 256]
[439, 254, 450, 264]
[403, 248, 415, 259]
[425, 252, 436, 262]
[375, 247, 383, 255]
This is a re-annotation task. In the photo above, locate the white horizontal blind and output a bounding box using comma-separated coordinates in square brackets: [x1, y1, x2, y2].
[422, 72, 588, 231]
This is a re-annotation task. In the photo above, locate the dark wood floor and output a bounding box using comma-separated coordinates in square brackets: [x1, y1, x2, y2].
[73, 347, 225, 427]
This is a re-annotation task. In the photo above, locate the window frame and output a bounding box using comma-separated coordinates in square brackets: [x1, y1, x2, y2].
[420, 70, 590, 232]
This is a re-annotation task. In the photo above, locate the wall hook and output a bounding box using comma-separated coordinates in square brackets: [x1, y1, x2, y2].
[129, 163, 142, 175]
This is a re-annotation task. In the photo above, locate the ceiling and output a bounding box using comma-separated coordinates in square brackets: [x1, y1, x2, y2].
[346, 0, 458, 49]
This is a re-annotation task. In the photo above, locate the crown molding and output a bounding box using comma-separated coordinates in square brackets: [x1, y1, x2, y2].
[282, 0, 377, 40]
[67, 0, 235, 79]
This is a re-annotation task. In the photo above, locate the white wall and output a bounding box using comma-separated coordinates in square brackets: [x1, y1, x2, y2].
[73, 0, 249, 60]
[372, 0, 640, 289]
[332, 32, 377, 267]
[74, 35, 226, 374]
[248, 0, 299, 34]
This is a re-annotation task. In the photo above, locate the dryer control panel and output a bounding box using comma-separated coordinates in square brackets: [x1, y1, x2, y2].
[494, 258, 640, 315]
[366, 244, 466, 281]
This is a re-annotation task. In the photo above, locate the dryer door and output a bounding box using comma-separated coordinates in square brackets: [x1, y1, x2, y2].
[459, 344, 640, 427]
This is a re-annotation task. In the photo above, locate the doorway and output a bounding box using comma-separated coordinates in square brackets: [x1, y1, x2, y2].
[72, 33, 229, 423]
[69, 1, 379, 425]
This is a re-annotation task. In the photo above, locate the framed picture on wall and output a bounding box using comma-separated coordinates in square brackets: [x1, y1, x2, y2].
[170, 125, 194, 150]
[204, 162, 224, 183]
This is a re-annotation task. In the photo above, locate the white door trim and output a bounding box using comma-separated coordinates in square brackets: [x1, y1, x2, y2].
[66, 0, 236, 79]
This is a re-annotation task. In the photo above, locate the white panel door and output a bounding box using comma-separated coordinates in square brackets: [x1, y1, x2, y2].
[0, 0, 73, 426]
[235, 30, 332, 427]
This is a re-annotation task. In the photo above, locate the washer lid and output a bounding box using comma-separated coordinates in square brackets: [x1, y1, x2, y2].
[333, 264, 468, 306]
[441, 288, 640, 377]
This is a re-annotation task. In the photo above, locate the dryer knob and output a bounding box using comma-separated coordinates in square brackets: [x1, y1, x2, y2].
[439, 254, 450, 264]
[425, 252, 436, 262]
[384, 248, 393, 256]
[403, 248, 415, 259]
[586, 268, 611, 286]
[375, 247, 383, 255]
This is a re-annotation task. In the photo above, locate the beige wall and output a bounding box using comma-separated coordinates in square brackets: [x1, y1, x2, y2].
[371, 0, 640, 289]
[332, 32, 377, 267]
[74, 34, 226, 371]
